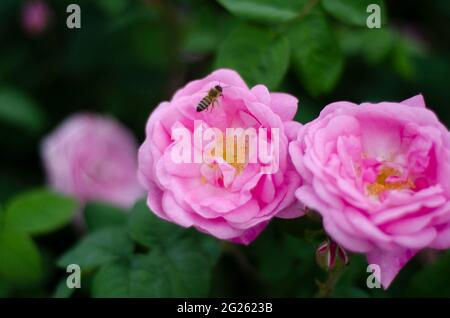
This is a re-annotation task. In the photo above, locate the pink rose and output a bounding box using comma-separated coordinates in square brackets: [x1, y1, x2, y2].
[22, 0, 51, 35]
[289, 95, 450, 288]
[41, 113, 143, 208]
[138, 69, 303, 244]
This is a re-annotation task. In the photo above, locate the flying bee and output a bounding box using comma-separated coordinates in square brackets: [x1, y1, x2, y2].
[196, 85, 223, 112]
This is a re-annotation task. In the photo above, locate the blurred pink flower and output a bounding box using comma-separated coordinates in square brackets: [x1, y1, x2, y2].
[289, 95, 450, 288]
[41, 113, 144, 209]
[21, 0, 51, 35]
[138, 69, 303, 244]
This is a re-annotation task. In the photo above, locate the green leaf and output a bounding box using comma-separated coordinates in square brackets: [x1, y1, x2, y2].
[247, 223, 320, 297]
[250, 230, 295, 283]
[182, 4, 233, 54]
[322, 0, 386, 27]
[4, 189, 77, 236]
[91, 256, 164, 298]
[289, 8, 343, 96]
[84, 201, 127, 232]
[58, 227, 134, 269]
[0, 229, 42, 284]
[215, 23, 290, 89]
[0, 88, 45, 132]
[217, 0, 308, 24]
[129, 20, 171, 71]
[0, 205, 5, 229]
[97, 0, 128, 16]
[337, 26, 394, 64]
[92, 235, 220, 297]
[53, 279, 75, 298]
[91, 260, 133, 297]
[408, 251, 450, 297]
[178, 230, 222, 268]
[95, 199, 220, 297]
[0, 278, 11, 297]
[392, 36, 421, 81]
[127, 199, 184, 248]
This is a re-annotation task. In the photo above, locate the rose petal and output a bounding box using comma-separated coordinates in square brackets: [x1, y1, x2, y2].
[401, 94, 426, 108]
[270, 93, 298, 121]
[367, 249, 416, 289]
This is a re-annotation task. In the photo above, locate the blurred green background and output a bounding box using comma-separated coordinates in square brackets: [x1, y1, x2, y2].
[0, 0, 450, 298]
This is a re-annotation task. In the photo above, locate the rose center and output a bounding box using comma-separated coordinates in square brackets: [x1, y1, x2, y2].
[201, 135, 249, 185]
[214, 135, 248, 175]
[367, 166, 415, 196]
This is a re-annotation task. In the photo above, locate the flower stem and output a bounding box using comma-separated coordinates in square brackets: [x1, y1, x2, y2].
[316, 267, 345, 298]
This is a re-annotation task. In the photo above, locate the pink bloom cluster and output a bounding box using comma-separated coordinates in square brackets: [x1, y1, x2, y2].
[289, 95, 450, 288]
[41, 69, 450, 289]
[41, 113, 143, 209]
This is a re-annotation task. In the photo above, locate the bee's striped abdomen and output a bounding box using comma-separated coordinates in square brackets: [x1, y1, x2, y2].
[196, 96, 212, 112]
[196, 85, 223, 112]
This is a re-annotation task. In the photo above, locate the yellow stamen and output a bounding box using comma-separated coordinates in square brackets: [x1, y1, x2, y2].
[367, 166, 414, 196]
[212, 135, 248, 176]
